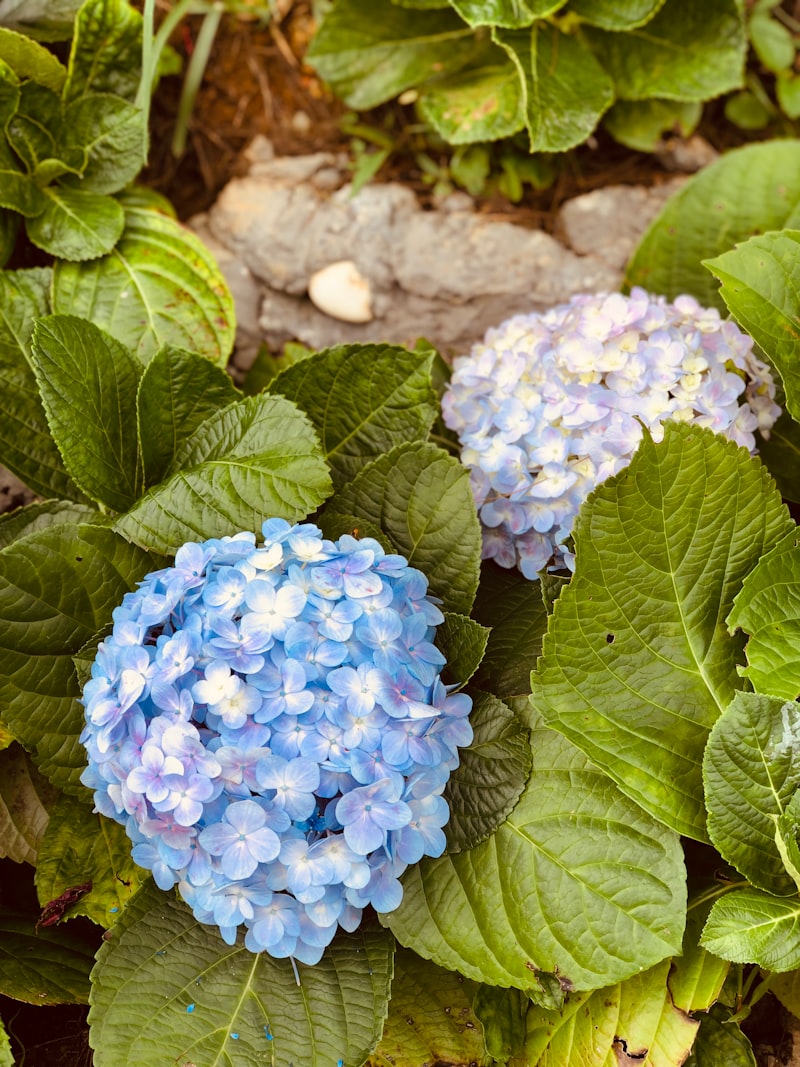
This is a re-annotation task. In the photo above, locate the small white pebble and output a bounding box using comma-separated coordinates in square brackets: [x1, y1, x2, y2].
[308, 260, 373, 323]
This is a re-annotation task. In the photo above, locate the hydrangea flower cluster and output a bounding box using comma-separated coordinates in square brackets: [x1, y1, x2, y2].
[80, 520, 472, 963]
[442, 288, 781, 578]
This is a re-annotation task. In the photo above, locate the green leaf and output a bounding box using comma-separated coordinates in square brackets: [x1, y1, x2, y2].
[724, 88, 772, 130]
[306, 0, 481, 109]
[684, 1006, 757, 1067]
[136, 344, 239, 488]
[756, 409, 800, 504]
[384, 715, 685, 992]
[52, 206, 236, 365]
[331, 442, 482, 615]
[777, 73, 800, 119]
[569, 0, 666, 29]
[749, 11, 795, 72]
[772, 967, 800, 1017]
[450, 0, 561, 28]
[0, 147, 44, 216]
[0, 910, 95, 1004]
[472, 562, 550, 699]
[61, 93, 144, 195]
[473, 986, 529, 1058]
[585, 0, 746, 101]
[701, 886, 800, 971]
[270, 343, 438, 488]
[63, 0, 143, 104]
[6, 81, 64, 173]
[367, 948, 490, 1067]
[0, 1017, 11, 1067]
[35, 794, 141, 927]
[532, 422, 792, 842]
[437, 611, 490, 687]
[243, 340, 313, 394]
[727, 528, 800, 698]
[625, 140, 800, 307]
[443, 689, 531, 852]
[0, 26, 66, 90]
[0, 501, 99, 551]
[0, 0, 84, 42]
[705, 231, 800, 419]
[668, 875, 730, 1014]
[26, 185, 124, 260]
[494, 23, 614, 152]
[523, 960, 698, 1066]
[0, 743, 59, 864]
[604, 97, 701, 152]
[315, 511, 395, 554]
[417, 53, 526, 143]
[31, 315, 143, 512]
[0, 267, 85, 501]
[0, 523, 163, 792]
[114, 393, 332, 554]
[115, 184, 176, 217]
[703, 693, 800, 895]
[89, 880, 394, 1067]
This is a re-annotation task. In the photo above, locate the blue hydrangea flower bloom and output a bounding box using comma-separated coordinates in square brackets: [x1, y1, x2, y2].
[442, 289, 782, 579]
[80, 520, 472, 962]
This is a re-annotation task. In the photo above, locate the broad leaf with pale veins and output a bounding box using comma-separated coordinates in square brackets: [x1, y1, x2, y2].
[437, 611, 490, 688]
[701, 887, 800, 971]
[0, 910, 95, 1004]
[418, 52, 525, 143]
[26, 185, 124, 260]
[62, 0, 143, 103]
[0, 501, 99, 551]
[0, 743, 59, 864]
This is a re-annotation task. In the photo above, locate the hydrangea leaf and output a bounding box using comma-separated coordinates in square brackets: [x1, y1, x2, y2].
[35, 794, 142, 927]
[437, 612, 490, 687]
[705, 231, 800, 420]
[89, 880, 394, 1067]
[0, 26, 66, 90]
[668, 880, 730, 1014]
[473, 986, 530, 1059]
[0, 743, 59, 864]
[755, 409, 800, 504]
[604, 97, 701, 152]
[569, 0, 665, 30]
[384, 714, 685, 992]
[136, 343, 240, 488]
[493, 23, 614, 152]
[269, 343, 438, 488]
[450, 0, 562, 28]
[727, 528, 800, 698]
[366, 947, 490, 1067]
[0, 0, 83, 42]
[26, 185, 124, 261]
[701, 887, 800, 971]
[0, 523, 164, 792]
[0, 501, 100, 551]
[52, 206, 235, 365]
[315, 510, 394, 554]
[531, 422, 792, 842]
[0, 1018, 10, 1067]
[625, 140, 800, 307]
[584, 0, 745, 101]
[472, 562, 550, 700]
[684, 1008, 757, 1067]
[61, 93, 144, 195]
[523, 960, 698, 1066]
[114, 394, 333, 555]
[62, 0, 143, 104]
[306, 0, 480, 109]
[703, 692, 800, 896]
[443, 689, 531, 853]
[0, 268, 86, 501]
[0, 910, 94, 1004]
[417, 51, 526, 144]
[6, 81, 65, 172]
[31, 315, 144, 512]
[0, 151, 44, 217]
[331, 442, 482, 615]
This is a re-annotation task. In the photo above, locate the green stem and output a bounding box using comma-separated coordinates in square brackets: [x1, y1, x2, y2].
[171, 3, 224, 157]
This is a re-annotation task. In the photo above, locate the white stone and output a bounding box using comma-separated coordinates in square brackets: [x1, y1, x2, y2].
[308, 260, 373, 323]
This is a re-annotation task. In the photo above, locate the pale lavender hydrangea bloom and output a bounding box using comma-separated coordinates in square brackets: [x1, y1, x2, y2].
[442, 288, 781, 579]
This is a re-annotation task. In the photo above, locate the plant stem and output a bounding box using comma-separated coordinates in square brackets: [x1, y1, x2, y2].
[171, 2, 225, 157]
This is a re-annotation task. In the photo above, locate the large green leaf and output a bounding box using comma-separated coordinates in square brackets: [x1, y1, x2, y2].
[727, 528, 800, 698]
[0, 523, 162, 792]
[532, 422, 792, 842]
[35, 794, 142, 927]
[26, 185, 124, 260]
[0, 910, 95, 1004]
[0, 743, 59, 864]
[0, 500, 99, 551]
[115, 393, 332, 554]
[61, 93, 144, 195]
[52, 206, 235, 365]
[704, 693, 800, 896]
[31, 315, 143, 512]
[493, 23, 614, 152]
[6, 81, 65, 173]
[0, 1018, 10, 1067]
[366, 948, 490, 1067]
[570, 0, 665, 30]
[0, 268, 84, 500]
[0, 140, 45, 216]
[437, 611, 490, 687]
[270, 343, 438, 488]
[450, 0, 561, 27]
[684, 1007, 757, 1067]
[625, 140, 800, 307]
[0, 25, 66, 90]
[63, 0, 143, 104]
[523, 960, 698, 1066]
[136, 344, 239, 488]
[384, 714, 685, 992]
[443, 689, 531, 852]
[668, 876, 730, 1014]
[585, 0, 745, 101]
[603, 97, 701, 152]
[705, 231, 800, 420]
[701, 886, 800, 971]
[417, 53, 525, 143]
[306, 0, 480, 109]
[330, 442, 482, 615]
[89, 881, 394, 1067]
[0, 0, 84, 42]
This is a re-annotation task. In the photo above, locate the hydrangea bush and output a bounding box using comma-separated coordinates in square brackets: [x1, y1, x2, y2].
[442, 288, 781, 577]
